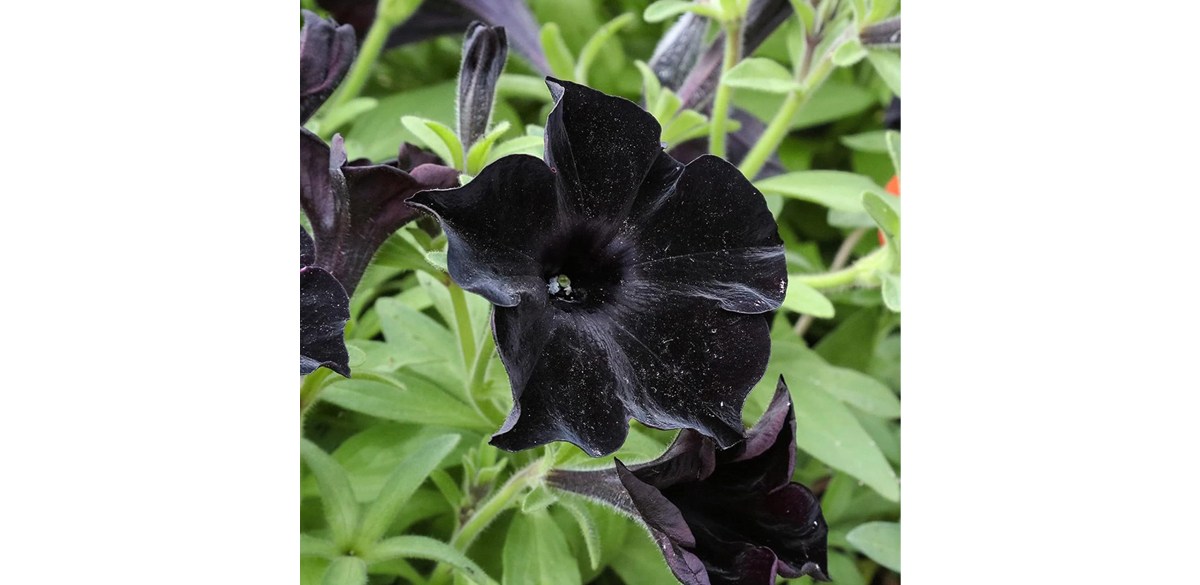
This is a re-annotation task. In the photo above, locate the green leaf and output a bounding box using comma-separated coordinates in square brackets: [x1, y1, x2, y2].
[497, 73, 552, 102]
[320, 377, 489, 430]
[885, 129, 901, 176]
[556, 498, 602, 570]
[757, 340, 899, 419]
[735, 79, 874, 129]
[317, 97, 378, 136]
[300, 439, 360, 549]
[723, 57, 802, 94]
[827, 550, 867, 585]
[633, 60, 661, 106]
[540, 23, 576, 80]
[401, 116, 464, 171]
[366, 535, 499, 585]
[485, 135, 544, 164]
[302, 534, 339, 559]
[575, 13, 635, 84]
[643, 0, 723, 23]
[863, 190, 900, 241]
[831, 38, 867, 66]
[425, 250, 448, 273]
[814, 306, 881, 371]
[868, 0, 900, 22]
[782, 278, 835, 318]
[846, 521, 901, 572]
[790, 375, 900, 501]
[661, 108, 709, 146]
[840, 130, 890, 153]
[429, 468, 465, 507]
[503, 511, 582, 585]
[521, 484, 558, 513]
[344, 81, 456, 162]
[609, 526, 677, 584]
[356, 434, 461, 546]
[789, 0, 815, 32]
[321, 557, 367, 585]
[867, 50, 901, 96]
[879, 272, 900, 312]
[375, 297, 456, 363]
[302, 557, 330, 585]
[465, 120, 512, 175]
[755, 170, 889, 213]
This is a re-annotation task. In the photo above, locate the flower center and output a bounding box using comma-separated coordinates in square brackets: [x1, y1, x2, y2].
[540, 223, 631, 311]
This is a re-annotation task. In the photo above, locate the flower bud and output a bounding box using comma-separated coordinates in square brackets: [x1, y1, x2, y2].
[300, 10, 357, 123]
[457, 22, 509, 152]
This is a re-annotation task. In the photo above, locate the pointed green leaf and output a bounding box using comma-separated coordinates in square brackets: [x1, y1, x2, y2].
[366, 535, 499, 585]
[356, 434, 461, 546]
[318, 97, 378, 136]
[301, 439, 360, 548]
[885, 129, 901, 176]
[840, 130, 891, 153]
[723, 57, 802, 94]
[863, 190, 900, 241]
[756, 170, 889, 212]
[782, 278, 835, 318]
[867, 49, 901, 96]
[521, 485, 558, 513]
[643, 0, 724, 23]
[847, 521, 901, 572]
[301, 534, 339, 559]
[757, 340, 899, 419]
[790, 375, 900, 500]
[789, 0, 815, 32]
[425, 250, 448, 273]
[556, 498, 602, 570]
[465, 120, 512, 175]
[832, 38, 867, 66]
[320, 377, 489, 430]
[633, 60, 662, 106]
[880, 272, 900, 312]
[321, 557, 367, 585]
[575, 13, 635, 85]
[485, 135, 544, 165]
[539, 23, 576, 80]
[401, 116, 463, 171]
[503, 511, 581, 585]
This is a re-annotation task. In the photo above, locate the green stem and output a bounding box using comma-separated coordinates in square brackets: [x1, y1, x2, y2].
[792, 247, 888, 290]
[325, 14, 392, 113]
[467, 330, 495, 401]
[708, 18, 743, 159]
[429, 461, 547, 584]
[448, 282, 477, 372]
[738, 89, 806, 179]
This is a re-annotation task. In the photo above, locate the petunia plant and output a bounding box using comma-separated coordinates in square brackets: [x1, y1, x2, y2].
[300, 2, 900, 585]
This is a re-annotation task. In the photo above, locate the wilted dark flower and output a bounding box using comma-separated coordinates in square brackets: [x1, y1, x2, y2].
[300, 10, 356, 123]
[409, 78, 786, 456]
[301, 227, 351, 376]
[457, 22, 508, 151]
[301, 130, 460, 295]
[549, 379, 829, 585]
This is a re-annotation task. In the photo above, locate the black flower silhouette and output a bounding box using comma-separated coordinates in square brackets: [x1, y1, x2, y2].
[301, 130, 459, 295]
[549, 379, 829, 584]
[301, 227, 351, 376]
[408, 78, 786, 456]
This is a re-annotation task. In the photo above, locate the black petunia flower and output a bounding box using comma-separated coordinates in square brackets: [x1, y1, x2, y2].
[301, 227, 351, 376]
[408, 78, 786, 456]
[549, 378, 829, 585]
[301, 130, 459, 295]
[300, 10, 356, 124]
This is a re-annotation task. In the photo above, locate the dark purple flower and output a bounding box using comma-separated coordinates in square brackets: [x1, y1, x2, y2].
[677, 0, 794, 108]
[301, 227, 351, 376]
[300, 10, 356, 124]
[549, 379, 829, 585]
[408, 79, 786, 456]
[301, 129, 460, 295]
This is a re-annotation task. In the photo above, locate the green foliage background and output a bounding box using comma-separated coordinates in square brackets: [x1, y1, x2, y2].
[301, 1, 900, 583]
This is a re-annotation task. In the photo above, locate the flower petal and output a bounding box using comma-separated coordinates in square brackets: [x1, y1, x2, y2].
[300, 10, 357, 123]
[626, 154, 786, 314]
[409, 155, 557, 307]
[543, 78, 665, 222]
[301, 226, 315, 267]
[490, 298, 630, 455]
[712, 377, 796, 491]
[595, 284, 763, 449]
[300, 264, 350, 377]
[627, 429, 716, 489]
[615, 461, 711, 585]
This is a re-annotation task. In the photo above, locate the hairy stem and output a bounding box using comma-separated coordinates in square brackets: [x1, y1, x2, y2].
[708, 18, 743, 159]
[325, 14, 392, 112]
[795, 227, 867, 336]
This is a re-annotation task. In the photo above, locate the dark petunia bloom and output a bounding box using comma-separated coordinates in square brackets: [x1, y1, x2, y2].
[409, 78, 786, 456]
[301, 129, 460, 295]
[548, 379, 829, 585]
[300, 10, 356, 124]
[301, 227, 351, 376]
